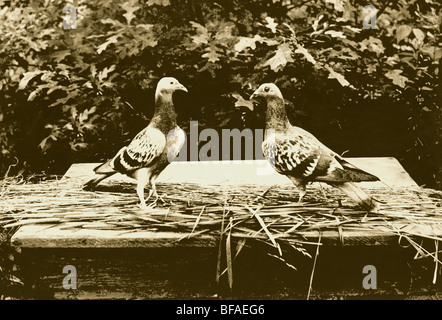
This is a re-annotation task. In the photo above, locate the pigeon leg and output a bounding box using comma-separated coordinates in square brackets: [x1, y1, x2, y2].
[145, 189, 154, 202]
[137, 186, 147, 209]
[147, 183, 159, 208]
[319, 183, 328, 201]
[298, 189, 306, 203]
[135, 168, 150, 209]
[289, 177, 307, 203]
[152, 187, 166, 204]
[147, 175, 166, 207]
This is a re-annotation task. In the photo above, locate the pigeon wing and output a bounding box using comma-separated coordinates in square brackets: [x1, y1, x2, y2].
[264, 133, 379, 183]
[109, 126, 166, 174]
[263, 135, 324, 178]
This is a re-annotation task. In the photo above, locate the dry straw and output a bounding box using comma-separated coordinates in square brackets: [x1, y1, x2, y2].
[1, 177, 442, 288]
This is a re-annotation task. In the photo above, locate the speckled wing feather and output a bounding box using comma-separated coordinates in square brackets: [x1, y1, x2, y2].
[315, 156, 379, 183]
[263, 133, 322, 176]
[108, 126, 166, 174]
[263, 131, 378, 183]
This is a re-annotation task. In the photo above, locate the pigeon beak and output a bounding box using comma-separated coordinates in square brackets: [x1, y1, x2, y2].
[176, 83, 188, 93]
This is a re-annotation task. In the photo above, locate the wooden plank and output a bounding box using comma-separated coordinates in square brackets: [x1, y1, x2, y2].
[11, 158, 421, 249]
[20, 247, 220, 299]
[13, 224, 427, 248]
[62, 158, 418, 188]
[13, 220, 442, 248]
[20, 244, 422, 299]
[9, 159, 440, 300]
[11, 225, 217, 248]
[300, 224, 442, 246]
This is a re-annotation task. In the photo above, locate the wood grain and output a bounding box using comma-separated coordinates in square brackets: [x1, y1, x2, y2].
[11, 159, 442, 299]
[11, 158, 422, 248]
[62, 158, 418, 188]
[20, 244, 423, 299]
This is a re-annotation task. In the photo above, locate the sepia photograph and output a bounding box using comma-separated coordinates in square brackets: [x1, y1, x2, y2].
[0, 0, 441, 306]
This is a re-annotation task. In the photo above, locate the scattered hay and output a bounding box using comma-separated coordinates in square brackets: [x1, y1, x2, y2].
[1, 178, 442, 288]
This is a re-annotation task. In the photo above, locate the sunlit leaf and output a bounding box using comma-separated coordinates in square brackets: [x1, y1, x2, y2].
[202, 47, 220, 63]
[232, 93, 254, 111]
[312, 14, 324, 32]
[27, 88, 42, 101]
[412, 28, 425, 42]
[344, 26, 361, 33]
[97, 35, 120, 54]
[38, 136, 52, 152]
[98, 65, 116, 82]
[147, 0, 170, 6]
[136, 24, 154, 31]
[101, 18, 125, 27]
[420, 46, 442, 60]
[214, 22, 235, 41]
[262, 38, 279, 46]
[121, 0, 140, 25]
[326, 66, 351, 87]
[294, 45, 316, 65]
[396, 25, 412, 43]
[385, 69, 408, 88]
[51, 50, 71, 63]
[360, 37, 385, 56]
[18, 71, 43, 90]
[287, 6, 308, 20]
[263, 43, 294, 71]
[324, 30, 346, 39]
[264, 17, 278, 33]
[190, 21, 209, 45]
[234, 35, 263, 52]
[325, 0, 345, 11]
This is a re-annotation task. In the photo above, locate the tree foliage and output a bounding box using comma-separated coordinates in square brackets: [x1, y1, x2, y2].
[0, 0, 441, 188]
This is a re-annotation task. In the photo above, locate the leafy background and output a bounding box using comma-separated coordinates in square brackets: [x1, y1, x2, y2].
[0, 0, 440, 189]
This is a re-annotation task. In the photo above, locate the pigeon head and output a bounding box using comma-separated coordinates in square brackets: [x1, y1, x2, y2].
[250, 83, 283, 101]
[155, 77, 188, 98]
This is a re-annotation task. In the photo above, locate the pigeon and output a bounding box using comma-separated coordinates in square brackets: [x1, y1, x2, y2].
[250, 83, 380, 212]
[83, 77, 187, 208]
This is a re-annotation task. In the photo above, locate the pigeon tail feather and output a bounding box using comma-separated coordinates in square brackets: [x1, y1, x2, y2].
[337, 158, 380, 182]
[93, 159, 115, 174]
[331, 182, 379, 212]
[82, 172, 114, 191]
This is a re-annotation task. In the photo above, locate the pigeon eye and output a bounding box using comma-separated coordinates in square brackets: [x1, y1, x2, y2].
[264, 87, 270, 92]
[170, 81, 174, 85]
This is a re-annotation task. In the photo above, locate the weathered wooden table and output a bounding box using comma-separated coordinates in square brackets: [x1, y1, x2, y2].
[9, 158, 442, 299]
